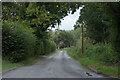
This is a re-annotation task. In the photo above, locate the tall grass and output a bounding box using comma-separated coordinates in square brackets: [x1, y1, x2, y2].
[85, 43, 118, 64]
[65, 43, 118, 76]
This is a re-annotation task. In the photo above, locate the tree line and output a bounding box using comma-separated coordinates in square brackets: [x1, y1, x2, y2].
[53, 2, 120, 65]
[2, 2, 81, 62]
[75, 2, 120, 64]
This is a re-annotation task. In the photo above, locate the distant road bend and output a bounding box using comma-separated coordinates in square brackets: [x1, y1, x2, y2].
[3, 51, 112, 78]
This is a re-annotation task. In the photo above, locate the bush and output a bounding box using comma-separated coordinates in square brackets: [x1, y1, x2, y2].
[67, 43, 119, 64]
[65, 46, 81, 59]
[35, 39, 56, 55]
[2, 21, 36, 62]
[85, 43, 119, 64]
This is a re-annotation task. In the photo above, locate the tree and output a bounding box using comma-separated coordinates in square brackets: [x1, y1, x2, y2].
[53, 30, 75, 49]
[74, 2, 120, 62]
[2, 2, 82, 39]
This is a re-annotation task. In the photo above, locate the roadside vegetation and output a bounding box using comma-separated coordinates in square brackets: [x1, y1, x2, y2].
[65, 45, 118, 76]
[53, 2, 120, 77]
[55, 28, 119, 77]
[3, 56, 41, 70]
[2, 2, 119, 77]
[0, 56, 1, 72]
[2, 2, 81, 69]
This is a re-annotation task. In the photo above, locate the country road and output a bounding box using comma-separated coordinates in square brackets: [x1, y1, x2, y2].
[2, 51, 110, 78]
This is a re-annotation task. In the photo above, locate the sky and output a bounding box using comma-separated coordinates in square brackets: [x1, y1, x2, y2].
[53, 7, 82, 30]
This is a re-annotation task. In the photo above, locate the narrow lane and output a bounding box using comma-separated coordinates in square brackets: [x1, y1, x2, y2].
[3, 51, 107, 78]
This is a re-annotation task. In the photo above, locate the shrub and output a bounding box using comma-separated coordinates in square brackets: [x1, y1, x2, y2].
[85, 43, 119, 64]
[2, 21, 36, 62]
[35, 40, 44, 55]
[66, 46, 81, 58]
[35, 39, 56, 55]
[67, 42, 118, 65]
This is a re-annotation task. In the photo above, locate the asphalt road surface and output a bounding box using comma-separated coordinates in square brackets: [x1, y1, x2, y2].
[3, 51, 107, 78]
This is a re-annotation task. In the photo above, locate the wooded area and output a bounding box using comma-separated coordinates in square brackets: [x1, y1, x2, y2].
[73, 2, 120, 64]
[2, 2, 119, 77]
[2, 2, 81, 62]
[50, 2, 120, 76]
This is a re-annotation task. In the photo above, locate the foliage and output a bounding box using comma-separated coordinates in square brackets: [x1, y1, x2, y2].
[35, 39, 56, 55]
[72, 3, 120, 66]
[85, 43, 119, 64]
[65, 46, 118, 76]
[53, 30, 75, 49]
[2, 21, 36, 62]
[64, 46, 80, 59]
[70, 27, 82, 46]
[75, 2, 120, 53]
[2, 2, 82, 38]
[3, 56, 41, 70]
[2, 2, 81, 63]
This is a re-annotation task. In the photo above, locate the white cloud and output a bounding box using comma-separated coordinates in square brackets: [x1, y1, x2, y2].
[54, 7, 82, 30]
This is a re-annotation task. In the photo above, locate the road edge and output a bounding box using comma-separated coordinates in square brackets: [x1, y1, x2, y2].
[2, 65, 22, 74]
[65, 50, 119, 79]
[88, 66, 119, 79]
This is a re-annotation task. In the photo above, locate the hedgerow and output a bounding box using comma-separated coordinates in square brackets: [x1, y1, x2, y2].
[2, 21, 36, 62]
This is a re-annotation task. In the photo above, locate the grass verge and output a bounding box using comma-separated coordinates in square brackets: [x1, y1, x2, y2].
[2, 52, 55, 70]
[65, 48, 118, 77]
[79, 57, 118, 77]
[2, 56, 41, 70]
[0, 57, 2, 72]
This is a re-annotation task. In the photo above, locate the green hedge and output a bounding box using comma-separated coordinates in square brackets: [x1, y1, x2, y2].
[66, 43, 118, 65]
[3, 21, 56, 63]
[85, 43, 119, 64]
[65, 44, 118, 76]
[35, 39, 56, 55]
[2, 21, 36, 62]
